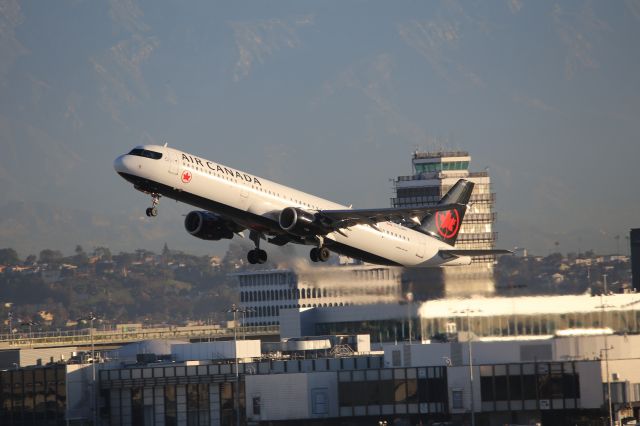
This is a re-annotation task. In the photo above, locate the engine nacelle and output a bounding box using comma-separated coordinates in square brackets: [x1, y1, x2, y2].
[184, 211, 234, 241]
[279, 207, 323, 237]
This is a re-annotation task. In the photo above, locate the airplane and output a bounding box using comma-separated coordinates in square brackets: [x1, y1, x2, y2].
[114, 145, 510, 267]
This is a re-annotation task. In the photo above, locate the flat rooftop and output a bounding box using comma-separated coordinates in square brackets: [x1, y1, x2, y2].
[419, 293, 640, 318]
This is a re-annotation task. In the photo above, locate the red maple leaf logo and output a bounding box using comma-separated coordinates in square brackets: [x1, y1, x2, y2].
[181, 170, 192, 183]
[435, 209, 460, 239]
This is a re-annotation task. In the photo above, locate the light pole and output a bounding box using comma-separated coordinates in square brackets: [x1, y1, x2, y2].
[7, 312, 12, 345]
[406, 292, 414, 344]
[228, 304, 241, 426]
[467, 310, 475, 426]
[454, 308, 480, 426]
[88, 312, 97, 426]
[88, 312, 96, 375]
[79, 312, 97, 425]
[241, 308, 256, 340]
[598, 293, 614, 426]
[21, 320, 37, 348]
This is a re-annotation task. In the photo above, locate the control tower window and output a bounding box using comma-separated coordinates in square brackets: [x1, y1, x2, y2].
[441, 161, 469, 171]
[416, 163, 442, 173]
[128, 148, 163, 160]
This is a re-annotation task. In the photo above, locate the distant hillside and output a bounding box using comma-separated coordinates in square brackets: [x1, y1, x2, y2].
[0, 200, 178, 256]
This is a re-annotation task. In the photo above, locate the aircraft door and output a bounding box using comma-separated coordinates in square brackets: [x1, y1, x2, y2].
[167, 150, 178, 175]
[239, 185, 250, 208]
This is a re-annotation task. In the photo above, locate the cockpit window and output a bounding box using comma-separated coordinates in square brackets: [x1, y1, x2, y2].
[128, 148, 163, 160]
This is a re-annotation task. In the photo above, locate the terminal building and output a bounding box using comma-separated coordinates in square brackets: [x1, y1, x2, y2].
[234, 265, 403, 326]
[2, 331, 640, 425]
[392, 151, 497, 297]
[419, 293, 640, 340]
[232, 263, 640, 345]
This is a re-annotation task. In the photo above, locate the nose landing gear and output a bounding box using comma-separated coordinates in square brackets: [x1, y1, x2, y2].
[145, 194, 161, 217]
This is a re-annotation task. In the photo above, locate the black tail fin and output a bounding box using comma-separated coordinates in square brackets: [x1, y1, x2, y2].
[418, 179, 474, 246]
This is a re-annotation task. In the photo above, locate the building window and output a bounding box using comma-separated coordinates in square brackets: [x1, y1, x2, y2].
[131, 387, 144, 425]
[452, 389, 464, 409]
[311, 388, 328, 415]
[252, 396, 261, 415]
[392, 350, 401, 367]
[165, 385, 177, 426]
[187, 383, 210, 425]
[479, 362, 580, 404]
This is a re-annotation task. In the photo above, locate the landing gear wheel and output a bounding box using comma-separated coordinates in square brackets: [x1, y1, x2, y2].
[318, 247, 330, 262]
[248, 249, 268, 265]
[247, 231, 267, 265]
[146, 193, 161, 217]
[310, 248, 319, 262]
[257, 249, 267, 264]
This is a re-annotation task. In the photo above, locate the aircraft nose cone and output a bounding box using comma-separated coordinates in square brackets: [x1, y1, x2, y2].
[113, 154, 128, 173]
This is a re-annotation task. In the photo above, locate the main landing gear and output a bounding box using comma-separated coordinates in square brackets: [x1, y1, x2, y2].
[247, 249, 267, 265]
[145, 194, 161, 217]
[310, 246, 330, 262]
[247, 231, 267, 265]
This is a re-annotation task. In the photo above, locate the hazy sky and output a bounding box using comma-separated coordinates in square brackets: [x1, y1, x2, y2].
[1, 0, 639, 257]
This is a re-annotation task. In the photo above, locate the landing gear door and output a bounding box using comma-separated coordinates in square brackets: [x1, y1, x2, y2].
[167, 151, 178, 175]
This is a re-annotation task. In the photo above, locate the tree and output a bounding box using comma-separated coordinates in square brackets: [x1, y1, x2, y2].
[93, 247, 112, 261]
[0, 248, 20, 265]
[544, 252, 563, 266]
[161, 243, 172, 264]
[39, 249, 63, 264]
[73, 245, 88, 265]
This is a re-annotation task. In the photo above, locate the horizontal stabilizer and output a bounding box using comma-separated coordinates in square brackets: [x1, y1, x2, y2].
[441, 249, 513, 257]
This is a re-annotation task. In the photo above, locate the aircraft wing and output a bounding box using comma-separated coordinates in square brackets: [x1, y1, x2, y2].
[317, 204, 464, 230]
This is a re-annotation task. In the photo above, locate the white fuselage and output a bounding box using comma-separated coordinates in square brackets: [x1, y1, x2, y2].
[114, 145, 470, 268]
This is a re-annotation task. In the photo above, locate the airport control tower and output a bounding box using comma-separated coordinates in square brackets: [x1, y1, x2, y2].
[392, 151, 497, 297]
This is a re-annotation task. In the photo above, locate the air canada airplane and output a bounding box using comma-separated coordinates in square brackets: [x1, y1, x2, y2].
[114, 145, 510, 267]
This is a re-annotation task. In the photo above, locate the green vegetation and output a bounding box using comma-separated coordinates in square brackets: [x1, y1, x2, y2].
[0, 243, 632, 332]
[0, 243, 254, 330]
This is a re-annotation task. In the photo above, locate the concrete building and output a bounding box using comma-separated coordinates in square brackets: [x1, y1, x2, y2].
[278, 292, 640, 346]
[419, 293, 640, 340]
[233, 265, 402, 326]
[0, 363, 95, 426]
[392, 151, 497, 297]
[2, 332, 640, 425]
[0, 346, 80, 369]
[280, 303, 419, 343]
[383, 334, 640, 425]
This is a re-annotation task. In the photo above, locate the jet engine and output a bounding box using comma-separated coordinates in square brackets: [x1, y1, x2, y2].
[184, 211, 234, 240]
[279, 207, 325, 237]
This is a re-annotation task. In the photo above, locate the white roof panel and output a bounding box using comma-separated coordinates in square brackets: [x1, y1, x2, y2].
[418, 293, 640, 319]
